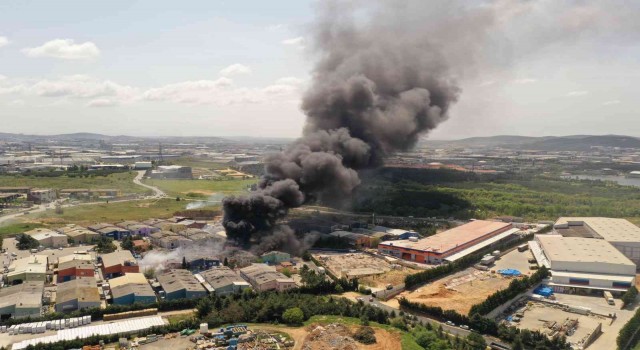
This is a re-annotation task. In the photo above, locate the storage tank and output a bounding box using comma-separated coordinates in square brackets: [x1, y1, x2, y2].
[200, 323, 209, 334]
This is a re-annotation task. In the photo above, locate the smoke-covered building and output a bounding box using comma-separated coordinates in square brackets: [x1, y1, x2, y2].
[149, 165, 192, 179]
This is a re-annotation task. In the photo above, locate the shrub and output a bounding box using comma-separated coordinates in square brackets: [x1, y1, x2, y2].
[282, 307, 305, 325]
[353, 326, 376, 344]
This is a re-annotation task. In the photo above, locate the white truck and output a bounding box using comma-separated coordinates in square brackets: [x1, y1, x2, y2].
[604, 291, 615, 305]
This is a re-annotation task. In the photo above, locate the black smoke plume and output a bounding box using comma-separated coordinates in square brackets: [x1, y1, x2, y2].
[224, 0, 482, 245]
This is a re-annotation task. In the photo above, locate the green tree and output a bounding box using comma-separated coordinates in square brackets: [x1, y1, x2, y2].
[466, 332, 487, 350]
[622, 286, 638, 307]
[17, 234, 39, 250]
[282, 307, 304, 325]
[121, 236, 134, 251]
[95, 236, 116, 254]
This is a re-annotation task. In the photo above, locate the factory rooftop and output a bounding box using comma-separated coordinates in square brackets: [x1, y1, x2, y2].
[111, 283, 156, 300]
[381, 220, 511, 254]
[199, 267, 248, 291]
[537, 235, 635, 271]
[0, 281, 44, 311]
[56, 278, 101, 305]
[555, 217, 640, 242]
[156, 269, 205, 294]
[108, 273, 149, 289]
[8, 255, 48, 276]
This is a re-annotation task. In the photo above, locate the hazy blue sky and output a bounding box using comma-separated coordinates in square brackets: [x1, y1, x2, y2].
[1, 0, 639, 139]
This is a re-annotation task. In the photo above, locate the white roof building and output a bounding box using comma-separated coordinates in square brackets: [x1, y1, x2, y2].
[533, 235, 636, 292]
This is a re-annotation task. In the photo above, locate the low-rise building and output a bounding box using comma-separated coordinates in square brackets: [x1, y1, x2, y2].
[149, 165, 192, 179]
[57, 259, 95, 283]
[109, 273, 156, 305]
[371, 226, 419, 240]
[24, 228, 68, 248]
[0, 281, 44, 319]
[100, 250, 139, 279]
[329, 231, 372, 248]
[260, 251, 291, 264]
[88, 223, 130, 240]
[149, 231, 192, 249]
[6, 255, 48, 284]
[56, 224, 100, 244]
[239, 264, 296, 292]
[198, 267, 251, 295]
[55, 277, 101, 312]
[27, 188, 57, 204]
[115, 221, 159, 236]
[156, 269, 207, 300]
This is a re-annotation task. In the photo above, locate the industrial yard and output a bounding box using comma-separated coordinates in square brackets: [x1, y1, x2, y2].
[311, 251, 416, 287]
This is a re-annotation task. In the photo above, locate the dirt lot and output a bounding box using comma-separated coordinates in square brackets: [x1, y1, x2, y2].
[492, 248, 535, 274]
[302, 323, 401, 350]
[360, 267, 416, 288]
[395, 267, 520, 315]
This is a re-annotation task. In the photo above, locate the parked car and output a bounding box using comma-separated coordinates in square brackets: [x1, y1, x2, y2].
[445, 321, 455, 326]
[460, 325, 469, 330]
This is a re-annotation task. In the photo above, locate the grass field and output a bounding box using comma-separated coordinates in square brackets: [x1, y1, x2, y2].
[0, 172, 149, 194]
[3, 198, 196, 228]
[143, 178, 255, 197]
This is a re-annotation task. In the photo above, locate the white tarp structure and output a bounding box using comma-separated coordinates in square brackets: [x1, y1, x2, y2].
[12, 316, 166, 350]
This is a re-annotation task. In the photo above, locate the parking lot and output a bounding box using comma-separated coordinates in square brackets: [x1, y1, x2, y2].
[491, 247, 535, 275]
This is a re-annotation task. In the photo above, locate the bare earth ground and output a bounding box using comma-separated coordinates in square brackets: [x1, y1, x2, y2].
[302, 323, 401, 350]
[360, 268, 416, 288]
[397, 267, 517, 315]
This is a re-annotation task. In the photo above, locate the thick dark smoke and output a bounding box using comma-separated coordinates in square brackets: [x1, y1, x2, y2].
[223, 0, 491, 245]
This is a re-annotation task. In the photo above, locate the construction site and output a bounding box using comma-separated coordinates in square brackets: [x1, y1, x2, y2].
[301, 323, 401, 350]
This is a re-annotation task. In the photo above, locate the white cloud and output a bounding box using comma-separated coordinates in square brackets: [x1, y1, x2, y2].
[143, 78, 242, 105]
[22, 39, 100, 60]
[219, 64, 252, 77]
[0, 74, 6, 81]
[8, 99, 24, 106]
[566, 90, 589, 97]
[513, 78, 537, 84]
[87, 98, 116, 107]
[479, 80, 495, 87]
[267, 24, 287, 31]
[0, 36, 9, 48]
[602, 100, 621, 105]
[282, 36, 305, 46]
[275, 77, 304, 86]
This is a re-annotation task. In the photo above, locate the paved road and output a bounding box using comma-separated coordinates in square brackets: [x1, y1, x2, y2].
[362, 298, 509, 348]
[133, 170, 167, 198]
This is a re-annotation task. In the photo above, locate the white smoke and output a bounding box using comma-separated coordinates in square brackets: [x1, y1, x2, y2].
[186, 193, 224, 210]
[138, 238, 226, 272]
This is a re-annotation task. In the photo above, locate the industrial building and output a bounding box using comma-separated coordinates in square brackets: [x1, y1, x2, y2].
[55, 277, 101, 312]
[239, 264, 296, 292]
[0, 281, 44, 319]
[197, 267, 251, 295]
[109, 273, 156, 305]
[27, 188, 57, 203]
[260, 251, 291, 264]
[56, 224, 100, 244]
[57, 259, 94, 283]
[100, 250, 139, 279]
[6, 255, 48, 284]
[24, 228, 68, 248]
[148, 165, 192, 179]
[156, 269, 207, 300]
[530, 235, 636, 292]
[88, 223, 130, 240]
[378, 220, 516, 264]
[554, 217, 640, 267]
[115, 221, 159, 236]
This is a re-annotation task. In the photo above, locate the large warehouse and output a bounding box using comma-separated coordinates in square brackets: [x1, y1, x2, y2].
[554, 217, 640, 267]
[378, 220, 516, 264]
[530, 235, 636, 292]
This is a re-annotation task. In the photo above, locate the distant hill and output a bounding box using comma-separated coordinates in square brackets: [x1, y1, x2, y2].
[423, 134, 640, 151]
[0, 132, 228, 144]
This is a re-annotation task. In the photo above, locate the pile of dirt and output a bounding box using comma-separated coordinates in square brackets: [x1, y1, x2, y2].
[302, 324, 358, 350]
